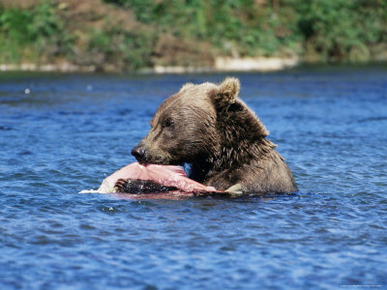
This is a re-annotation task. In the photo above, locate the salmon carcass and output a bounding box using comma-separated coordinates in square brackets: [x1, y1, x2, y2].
[97, 162, 218, 194]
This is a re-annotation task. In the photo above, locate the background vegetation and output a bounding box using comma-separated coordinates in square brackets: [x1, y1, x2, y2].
[0, 0, 386, 72]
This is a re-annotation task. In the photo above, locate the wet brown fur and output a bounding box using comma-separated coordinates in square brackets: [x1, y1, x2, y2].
[132, 77, 297, 194]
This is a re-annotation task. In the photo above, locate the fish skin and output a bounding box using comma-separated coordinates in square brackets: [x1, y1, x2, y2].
[114, 178, 179, 194]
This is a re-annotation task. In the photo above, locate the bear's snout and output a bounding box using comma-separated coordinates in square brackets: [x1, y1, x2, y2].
[132, 143, 172, 165]
[132, 145, 147, 163]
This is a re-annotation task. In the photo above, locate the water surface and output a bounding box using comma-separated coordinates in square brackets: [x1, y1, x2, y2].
[0, 65, 386, 289]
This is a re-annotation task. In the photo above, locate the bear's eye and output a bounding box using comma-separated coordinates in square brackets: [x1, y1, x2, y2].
[163, 118, 174, 128]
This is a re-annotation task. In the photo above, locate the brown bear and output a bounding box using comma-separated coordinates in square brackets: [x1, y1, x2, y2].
[131, 77, 297, 194]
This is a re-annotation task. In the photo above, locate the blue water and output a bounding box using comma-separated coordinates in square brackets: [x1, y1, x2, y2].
[0, 65, 386, 289]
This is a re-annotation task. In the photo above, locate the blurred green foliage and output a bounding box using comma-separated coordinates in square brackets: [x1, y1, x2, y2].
[105, 0, 386, 62]
[88, 28, 155, 71]
[105, 0, 301, 56]
[0, 0, 385, 70]
[296, 0, 387, 61]
[0, 2, 74, 63]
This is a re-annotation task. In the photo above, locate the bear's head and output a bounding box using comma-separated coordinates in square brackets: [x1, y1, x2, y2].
[132, 77, 269, 166]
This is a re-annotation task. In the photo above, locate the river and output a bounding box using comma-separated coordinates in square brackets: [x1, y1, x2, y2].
[0, 65, 386, 289]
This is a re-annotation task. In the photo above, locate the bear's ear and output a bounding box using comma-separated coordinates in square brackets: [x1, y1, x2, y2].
[212, 77, 240, 109]
[179, 82, 194, 92]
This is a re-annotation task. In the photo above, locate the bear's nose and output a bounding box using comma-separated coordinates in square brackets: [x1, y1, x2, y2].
[132, 146, 147, 163]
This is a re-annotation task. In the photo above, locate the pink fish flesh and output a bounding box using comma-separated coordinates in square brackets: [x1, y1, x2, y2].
[97, 162, 218, 194]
